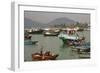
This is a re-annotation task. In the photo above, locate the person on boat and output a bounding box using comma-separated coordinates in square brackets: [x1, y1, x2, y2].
[45, 51, 51, 56]
[40, 46, 43, 56]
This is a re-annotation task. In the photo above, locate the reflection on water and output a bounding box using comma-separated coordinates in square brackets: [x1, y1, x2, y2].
[24, 31, 90, 61]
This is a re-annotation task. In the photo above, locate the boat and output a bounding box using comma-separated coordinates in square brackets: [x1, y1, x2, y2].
[79, 54, 90, 58]
[58, 31, 85, 46]
[75, 42, 90, 52]
[77, 28, 84, 31]
[24, 40, 38, 45]
[24, 35, 32, 40]
[24, 30, 32, 40]
[28, 28, 43, 34]
[72, 42, 90, 55]
[43, 29, 60, 36]
[43, 31, 59, 36]
[43, 28, 60, 36]
[32, 48, 59, 61]
[71, 42, 90, 58]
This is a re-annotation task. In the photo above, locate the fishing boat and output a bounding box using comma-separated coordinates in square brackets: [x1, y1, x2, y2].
[28, 28, 43, 34]
[43, 31, 59, 36]
[77, 28, 84, 31]
[58, 30, 85, 46]
[43, 29, 60, 36]
[32, 48, 59, 61]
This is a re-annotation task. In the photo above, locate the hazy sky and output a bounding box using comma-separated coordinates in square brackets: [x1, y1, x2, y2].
[24, 11, 90, 24]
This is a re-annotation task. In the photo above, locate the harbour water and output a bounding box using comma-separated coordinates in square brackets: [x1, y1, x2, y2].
[24, 30, 90, 61]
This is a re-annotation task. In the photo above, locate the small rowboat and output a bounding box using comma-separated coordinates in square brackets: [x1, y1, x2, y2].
[32, 48, 59, 61]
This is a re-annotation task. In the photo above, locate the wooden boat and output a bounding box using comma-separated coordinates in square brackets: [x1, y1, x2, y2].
[32, 48, 59, 61]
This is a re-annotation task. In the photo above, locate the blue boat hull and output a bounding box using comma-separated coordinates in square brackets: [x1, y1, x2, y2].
[24, 40, 38, 45]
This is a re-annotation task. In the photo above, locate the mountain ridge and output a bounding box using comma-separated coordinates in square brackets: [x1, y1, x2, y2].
[24, 17, 76, 28]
